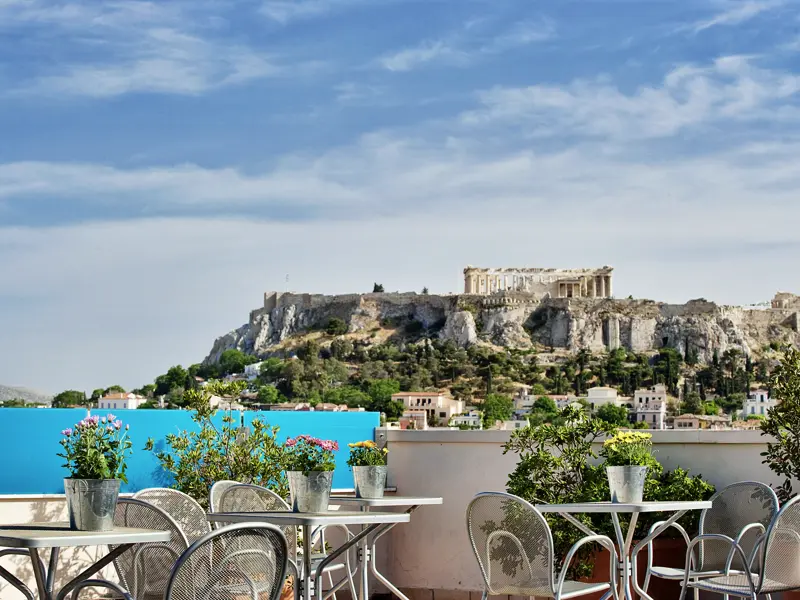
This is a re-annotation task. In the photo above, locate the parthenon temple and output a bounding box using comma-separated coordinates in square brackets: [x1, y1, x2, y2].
[463, 265, 614, 298]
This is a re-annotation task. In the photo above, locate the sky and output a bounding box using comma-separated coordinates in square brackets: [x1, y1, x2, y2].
[2, 0, 800, 394]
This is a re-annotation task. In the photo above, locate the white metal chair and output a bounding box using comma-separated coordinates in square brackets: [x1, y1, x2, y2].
[213, 483, 356, 600]
[641, 481, 779, 596]
[680, 495, 800, 600]
[133, 487, 211, 544]
[466, 492, 619, 600]
[111, 498, 190, 600]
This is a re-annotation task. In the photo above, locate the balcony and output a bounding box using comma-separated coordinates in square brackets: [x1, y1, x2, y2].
[0, 427, 786, 600]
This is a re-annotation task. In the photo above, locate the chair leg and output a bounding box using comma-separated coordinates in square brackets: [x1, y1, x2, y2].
[326, 570, 337, 600]
[693, 588, 699, 600]
[481, 590, 489, 600]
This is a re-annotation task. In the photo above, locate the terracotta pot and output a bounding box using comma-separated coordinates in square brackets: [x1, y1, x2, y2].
[582, 538, 688, 600]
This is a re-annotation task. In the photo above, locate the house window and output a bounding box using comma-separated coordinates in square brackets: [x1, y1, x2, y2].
[761, 406, 765, 415]
[640, 415, 645, 421]
[652, 415, 657, 423]
[639, 398, 643, 404]
[439, 412, 446, 418]
[750, 406, 755, 414]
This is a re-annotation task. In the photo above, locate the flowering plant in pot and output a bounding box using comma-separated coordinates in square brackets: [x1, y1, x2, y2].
[601, 431, 656, 503]
[58, 414, 132, 531]
[347, 441, 388, 498]
[284, 435, 338, 512]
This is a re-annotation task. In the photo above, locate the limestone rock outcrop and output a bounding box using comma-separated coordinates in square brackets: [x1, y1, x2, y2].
[204, 291, 800, 363]
[440, 311, 478, 347]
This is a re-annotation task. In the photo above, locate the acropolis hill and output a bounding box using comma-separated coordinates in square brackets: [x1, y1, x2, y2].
[204, 266, 800, 364]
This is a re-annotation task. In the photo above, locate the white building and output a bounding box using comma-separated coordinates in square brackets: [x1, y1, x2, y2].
[98, 392, 148, 410]
[392, 392, 464, 426]
[495, 419, 529, 431]
[244, 362, 264, 381]
[584, 387, 627, 410]
[450, 411, 483, 429]
[632, 384, 667, 430]
[741, 389, 778, 417]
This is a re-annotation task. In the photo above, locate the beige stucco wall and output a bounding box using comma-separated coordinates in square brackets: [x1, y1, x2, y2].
[382, 429, 783, 593]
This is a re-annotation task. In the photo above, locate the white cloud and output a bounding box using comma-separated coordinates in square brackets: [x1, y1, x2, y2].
[4, 132, 800, 392]
[691, 0, 783, 33]
[260, 0, 357, 23]
[463, 56, 800, 140]
[1, 0, 287, 97]
[379, 19, 554, 72]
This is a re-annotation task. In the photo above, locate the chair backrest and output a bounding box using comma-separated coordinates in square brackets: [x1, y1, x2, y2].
[759, 495, 800, 592]
[165, 523, 289, 600]
[209, 480, 240, 527]
[113, 498, 190, 600]
[466, 492, 554, 596]
[133, 488, 211, 544]
[217, 484, 297, 559]
[698, 481, 779, 571]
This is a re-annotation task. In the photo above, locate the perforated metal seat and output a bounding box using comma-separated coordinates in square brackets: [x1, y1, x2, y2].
[213, 483, 354, 600]
[165, 523, 289, 600]
[133, 487, 211, 544]
[643, 481, 778, 592]
[209, 480, 240, 527]
[466, 492, 619, 600]
[680, 496, 800, 600]
[112, 498, 190, 600]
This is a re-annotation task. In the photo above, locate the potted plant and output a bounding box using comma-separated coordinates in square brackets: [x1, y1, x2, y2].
[58, 413, 132, 531]
[601, 431, 655, 503]
[284, 435, 338, 512]
[347, 441, 389, 498]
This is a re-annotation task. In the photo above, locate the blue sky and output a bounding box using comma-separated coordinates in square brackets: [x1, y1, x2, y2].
[2, 0, 800, 393]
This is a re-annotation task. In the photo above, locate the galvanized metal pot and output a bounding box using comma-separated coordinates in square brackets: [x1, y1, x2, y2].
[353, 465, 387, 499]
[287, 471, 333, 512]
[64, 478, 120, 531]
[606, 466, 648, 503]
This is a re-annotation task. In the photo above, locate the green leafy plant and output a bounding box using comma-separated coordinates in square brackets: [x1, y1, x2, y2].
[144, 381, 288, 508]
[59, 413, 133, 481]
[347, 440, 388, 467]
[504, 405, 615, 577]
[285, 435, 338, 474]
[601, 431, 657, 467]
[761, 347, 800, 502]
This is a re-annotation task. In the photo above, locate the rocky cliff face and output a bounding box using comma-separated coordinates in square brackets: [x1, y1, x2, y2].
[204, 291, 800, 363]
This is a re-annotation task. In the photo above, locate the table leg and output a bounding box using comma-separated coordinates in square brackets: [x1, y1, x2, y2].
[315, 524, 383, 600]
[369, 506, 420, 600]
[46, 548, 60, 596]
[630, 510, 689, 600]
[611, 513, 638, 600]
[359, 509, 370, 600]
[303, 525, 313, 600]
[55, 543, 134, 600]
[29, 549, 50, 600]
[0, 550, 35, 600]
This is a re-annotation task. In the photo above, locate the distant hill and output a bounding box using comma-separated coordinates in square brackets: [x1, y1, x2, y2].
[0, 385, 52, 405]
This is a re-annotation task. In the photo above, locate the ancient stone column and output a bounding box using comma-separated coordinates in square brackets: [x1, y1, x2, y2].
[606, 275, 613, 298]
[591, 277, 597, 297]
[598, 276, 606, 298]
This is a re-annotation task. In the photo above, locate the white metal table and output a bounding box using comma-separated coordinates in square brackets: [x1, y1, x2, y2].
[208, 510, 410, 600]
[329, 496, 443, 600]
[0, 522, 171, 600]
[536, 501, 712, 600]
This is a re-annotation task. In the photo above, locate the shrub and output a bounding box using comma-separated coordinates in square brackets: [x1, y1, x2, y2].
[145, 381, 287, 507]
[326, 318, 349, 336]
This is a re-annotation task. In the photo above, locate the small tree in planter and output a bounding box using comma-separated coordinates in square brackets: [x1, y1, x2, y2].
[284, 435, 339, 512]
[761, 347, 800, 502]
[348, 441, 389, 498]
[145, 380, 288, 508]
[59, 414, 133, 530]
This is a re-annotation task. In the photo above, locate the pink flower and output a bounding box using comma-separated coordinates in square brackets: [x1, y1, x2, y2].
[61, 428, 73, 436]
[125, 424, 130, 431]
[285, 437, 297, 447]
[114, 420, 122, 430]
[106, 414, 116, 422]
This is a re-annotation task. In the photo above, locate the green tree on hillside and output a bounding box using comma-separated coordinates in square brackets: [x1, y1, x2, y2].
[373, 283, 385, 293]
[218, 349, 258, 376]
[596, 404, 630, 427]
[52, 390, 86, 408]
[482, 393, 513, 428]
[326, 318, 348, 336]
